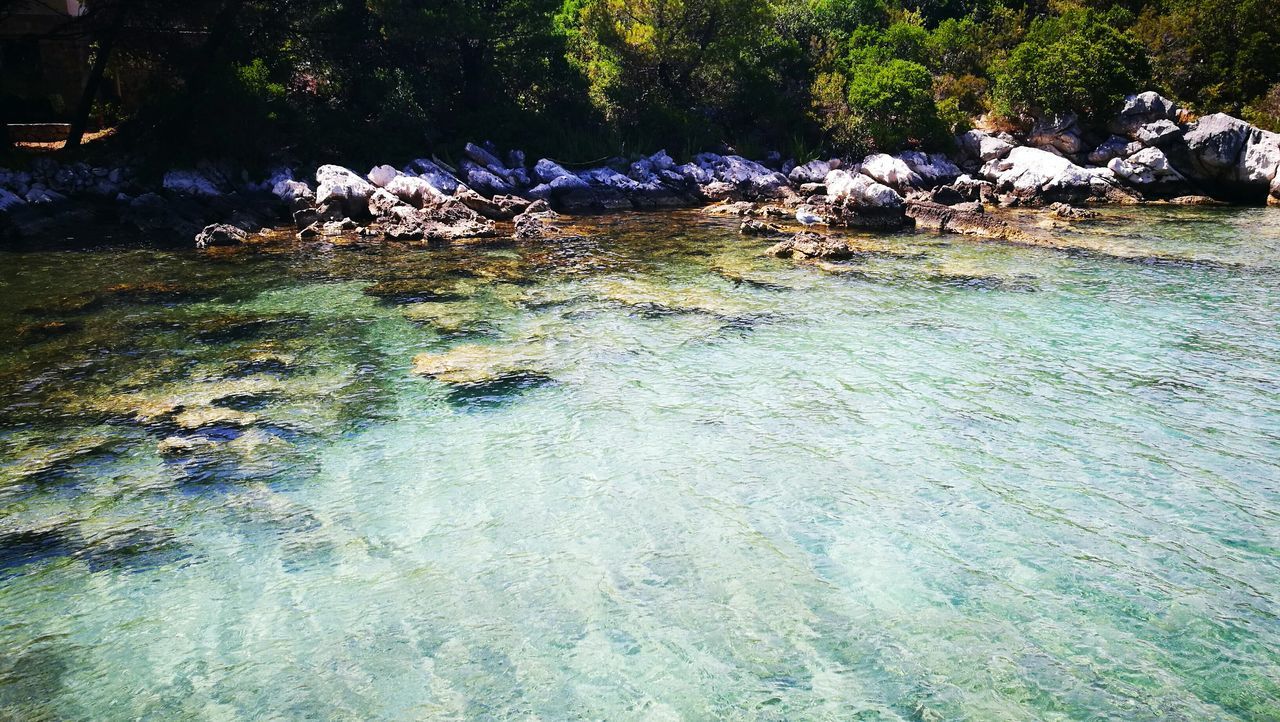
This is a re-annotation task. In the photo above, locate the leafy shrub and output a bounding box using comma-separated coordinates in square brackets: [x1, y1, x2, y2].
[992, 9, 1148, 119]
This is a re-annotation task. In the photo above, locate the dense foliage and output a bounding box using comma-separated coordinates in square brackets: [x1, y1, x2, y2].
[12, 0, 1280, 164]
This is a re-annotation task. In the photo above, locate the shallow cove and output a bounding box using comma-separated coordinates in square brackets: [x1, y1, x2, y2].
[1, 206, 1279, 719]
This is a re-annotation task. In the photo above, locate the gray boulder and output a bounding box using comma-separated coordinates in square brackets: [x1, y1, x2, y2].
[788, 160, 833, 185]
[1134, 119, 1181, 147]
[1110, 91, 1181, 137]
[958, 130, 1015, 165]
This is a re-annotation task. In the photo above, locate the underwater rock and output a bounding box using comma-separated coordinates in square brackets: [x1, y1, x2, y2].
[592, 277, 757, 316]
[363, 277, 476, 304]
[740, 219, 786, 236]
[766, 232, 853, 261]
[401, 299, 497, 334]
[412, 343, 547, 384]
[171, 406, 257, 430]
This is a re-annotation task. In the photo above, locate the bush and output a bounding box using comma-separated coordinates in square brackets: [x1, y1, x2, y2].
[992, 9, 1148, 119]
[847, 59, 947, 150]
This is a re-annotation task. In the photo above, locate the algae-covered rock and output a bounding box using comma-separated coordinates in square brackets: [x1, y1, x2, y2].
[590, 277, 759, 316]
[401, 298, 500, 334]
[412, 343, 547, 384]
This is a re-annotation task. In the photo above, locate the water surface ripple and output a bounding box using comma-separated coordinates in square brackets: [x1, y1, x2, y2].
[1, 206, 1278, 720]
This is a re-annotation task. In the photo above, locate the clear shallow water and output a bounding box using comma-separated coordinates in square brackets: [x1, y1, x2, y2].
[1, 206, 1278, 720]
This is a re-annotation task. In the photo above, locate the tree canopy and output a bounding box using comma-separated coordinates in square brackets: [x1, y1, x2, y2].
[5, 0, 1277, 164]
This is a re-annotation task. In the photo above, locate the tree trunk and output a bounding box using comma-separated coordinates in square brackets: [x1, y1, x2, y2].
[65, 4, 129, 151]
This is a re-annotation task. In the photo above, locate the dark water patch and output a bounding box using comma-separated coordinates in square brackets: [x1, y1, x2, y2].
[14, 321, 82, 344]
[444, 372, 556, 411]
[0, 639, 71, 717]
[18, 293, 103, 317]
[221, 354, 298, 379]
[926, 273, 1038, 293]
[100, 281, 223, 306]
[719, 274, 794, 292]
[0, 529, 72, 576]
[212, 390, 285, 412]
[364, 279, 474, 305]
[73, 526, 188, 574]
[192, 314, 311, 343]
[1057, 246, 1252, 273]
[713, 312, 781, 335]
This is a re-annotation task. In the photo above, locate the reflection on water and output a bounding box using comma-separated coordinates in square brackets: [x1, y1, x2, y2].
[1, 206, 1279, 719]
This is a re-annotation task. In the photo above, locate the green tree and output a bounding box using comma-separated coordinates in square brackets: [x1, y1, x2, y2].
[560, 0, 781, 145]
[993, 8, 1148, 119]
[1135, 0, 1280, 119]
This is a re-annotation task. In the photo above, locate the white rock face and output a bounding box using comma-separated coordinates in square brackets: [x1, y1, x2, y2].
[1029, 113, 1083, 155]
[385, 175, 446, 207]
[1181, 113, 1253, 173]
[859, 153, 921, 190]
[825, 169, 904, 208]
[368, 164, 400, 188]
[1088, 136, 1142, 166]
[163, 169, 222, 197]
[464, 142, 506, 172]
[367, 188, 404, 217]
[1238, 129, 1280, 187]
[981, 146, 1114, 198]
[315, 164, 376, 210]
[674, 162, 713, 185]
[533, 159, 576, 184]
[24, 187, 66, 204]
[1108, 147, 1185, 188]
[1112, 91, 1181, 136]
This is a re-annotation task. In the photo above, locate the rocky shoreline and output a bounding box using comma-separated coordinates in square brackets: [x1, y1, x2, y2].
[1, 91, 1277, 251]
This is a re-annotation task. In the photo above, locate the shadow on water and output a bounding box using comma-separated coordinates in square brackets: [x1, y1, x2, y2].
[443, 372, 556, 411]
[0, 524, 188, 578]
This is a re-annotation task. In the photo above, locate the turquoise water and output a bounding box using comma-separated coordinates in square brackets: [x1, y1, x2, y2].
[1, 207, 1278, 720]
